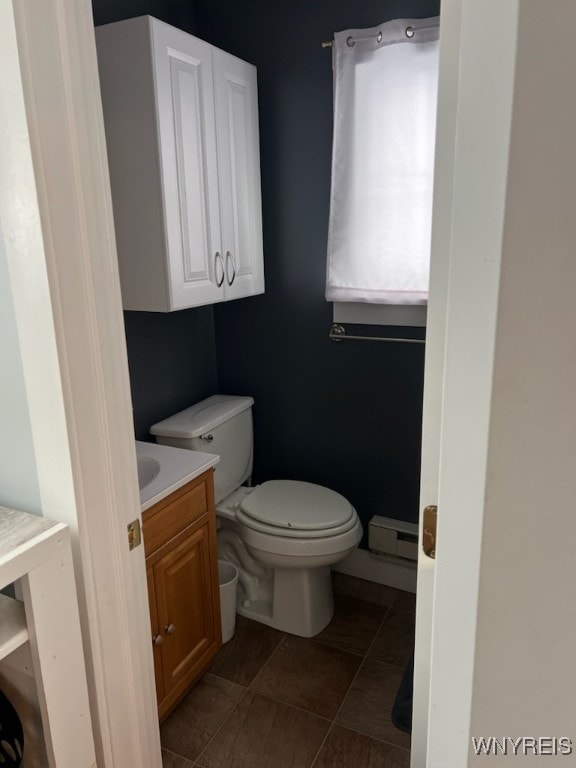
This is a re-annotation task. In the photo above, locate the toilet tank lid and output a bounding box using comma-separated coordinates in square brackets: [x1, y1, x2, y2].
[150, 395, 254, 439]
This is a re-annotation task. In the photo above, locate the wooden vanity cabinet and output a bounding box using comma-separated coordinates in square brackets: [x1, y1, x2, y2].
[142, 469, 222, 719]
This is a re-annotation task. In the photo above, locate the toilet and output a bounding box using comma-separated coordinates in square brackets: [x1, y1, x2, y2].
[150, 395, 362, 637]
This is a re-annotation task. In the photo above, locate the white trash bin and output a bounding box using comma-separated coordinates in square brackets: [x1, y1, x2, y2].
[218, 560, 239, 643]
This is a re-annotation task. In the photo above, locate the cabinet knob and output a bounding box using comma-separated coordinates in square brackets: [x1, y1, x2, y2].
[215, 252, 225, 287]
[165, 623, 176, 635]
[152, 633, 164, 647]
[225, 251, 236, 286]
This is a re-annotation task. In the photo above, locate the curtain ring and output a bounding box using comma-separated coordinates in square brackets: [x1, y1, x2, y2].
[376, 30, 382, 43]
[405, 26, 415, 38]
[346, 36, 355, 47]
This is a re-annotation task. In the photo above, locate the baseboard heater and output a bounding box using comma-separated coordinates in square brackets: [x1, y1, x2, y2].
[368, 516, 419, 563]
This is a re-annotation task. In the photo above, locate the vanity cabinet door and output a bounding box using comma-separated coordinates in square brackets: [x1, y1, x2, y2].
[147, 565, 164, 703]
[213, 49, 264, 302]
[153, 517, 219, 710]
[143, 470, 222, 719]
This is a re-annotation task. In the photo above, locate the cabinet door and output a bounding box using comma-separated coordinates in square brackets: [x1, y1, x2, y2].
[151, 19, 225, 309]
[146, 565, 164, 703]
[153, 519, 219, 699]
[213, 49, 265, 301]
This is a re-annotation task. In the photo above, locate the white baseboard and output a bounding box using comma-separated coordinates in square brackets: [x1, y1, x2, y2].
[332, 548, 417, 594]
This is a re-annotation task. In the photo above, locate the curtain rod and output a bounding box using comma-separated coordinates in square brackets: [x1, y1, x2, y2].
[329, 324, 425, 345]
[321, 22, 439, 48]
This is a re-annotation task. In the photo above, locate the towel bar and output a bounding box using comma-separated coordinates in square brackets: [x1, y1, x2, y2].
[329, 323, 425, 345]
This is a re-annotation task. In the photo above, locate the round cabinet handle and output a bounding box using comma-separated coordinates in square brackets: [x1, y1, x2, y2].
[225, 251, 236, 286]
[215, 252, 225, 287]
[152, 634, 164, 647]
[165, 623, 176, 636]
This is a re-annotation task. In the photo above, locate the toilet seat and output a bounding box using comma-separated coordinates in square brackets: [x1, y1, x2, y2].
[237, 480, 356, 539]
[238, 513, 363, 559]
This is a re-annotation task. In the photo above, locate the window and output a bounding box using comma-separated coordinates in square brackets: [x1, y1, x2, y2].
[326, 18, 440, 323]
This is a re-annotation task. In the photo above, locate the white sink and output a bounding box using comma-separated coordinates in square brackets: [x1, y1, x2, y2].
[135, 440, 219, 511]
[137, 455, 160, 491]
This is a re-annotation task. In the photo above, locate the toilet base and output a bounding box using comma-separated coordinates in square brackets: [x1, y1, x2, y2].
[236, 565, 334, 637]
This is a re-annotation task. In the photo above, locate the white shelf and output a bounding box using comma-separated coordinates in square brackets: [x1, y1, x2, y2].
[0, 505, 95, 767]
[0, 594, 28, 661]
[0, 506, 57, 563]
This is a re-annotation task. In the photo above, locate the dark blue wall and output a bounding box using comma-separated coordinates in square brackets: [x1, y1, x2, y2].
[123, 308, 217, 440]
[93, 0, 195, 32]
[93, 0, 438, 541]
[195, 0, 438, 538]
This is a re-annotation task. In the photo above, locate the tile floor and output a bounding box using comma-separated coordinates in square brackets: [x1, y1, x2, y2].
[161, 575, 415, 768]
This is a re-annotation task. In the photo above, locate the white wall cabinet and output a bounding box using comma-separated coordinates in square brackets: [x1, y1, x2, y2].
[96, 16, 264, 311]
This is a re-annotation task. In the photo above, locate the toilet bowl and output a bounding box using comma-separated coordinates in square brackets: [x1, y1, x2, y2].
[150, 395, 362, 637]
[231, 480, 361, 635]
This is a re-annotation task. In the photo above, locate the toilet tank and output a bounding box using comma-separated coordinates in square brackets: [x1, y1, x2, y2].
[150, 395, 254, 504]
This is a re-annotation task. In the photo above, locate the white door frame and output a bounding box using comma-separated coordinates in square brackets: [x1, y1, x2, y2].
[3, 0, 161, 765]
[414, 1, 576, 765]
[410, 0, 462, 763]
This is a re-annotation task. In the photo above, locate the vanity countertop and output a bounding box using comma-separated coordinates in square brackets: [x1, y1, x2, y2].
[136, 440, 219, 511]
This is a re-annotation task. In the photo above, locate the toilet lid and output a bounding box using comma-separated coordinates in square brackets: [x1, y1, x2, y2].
[239, 480, 354, 532]
[235, 506, 359, 539]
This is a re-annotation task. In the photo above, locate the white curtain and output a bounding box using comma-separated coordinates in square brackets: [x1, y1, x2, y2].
[326, 18, 440, 305]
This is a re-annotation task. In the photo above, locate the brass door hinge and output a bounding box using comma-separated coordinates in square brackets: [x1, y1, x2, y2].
[422, 505, 437, 559]
[127, 518, 142, 551]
